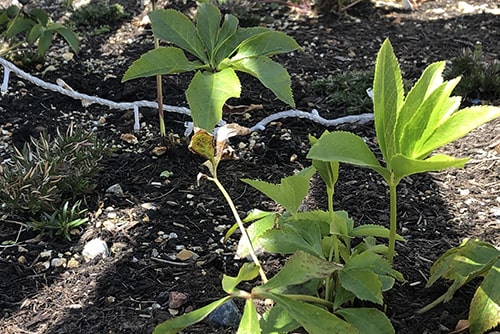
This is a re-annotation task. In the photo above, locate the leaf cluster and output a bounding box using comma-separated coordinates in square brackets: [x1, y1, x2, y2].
[29, 200, 88, 241]
[420, 239, 500, 334]
[0, 2, 78, 60]
[122, 2, 300, 132]
[68, 1, 128, 35]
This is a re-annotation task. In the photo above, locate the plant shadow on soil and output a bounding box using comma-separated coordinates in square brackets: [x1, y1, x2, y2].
[1, 0, 499, 333]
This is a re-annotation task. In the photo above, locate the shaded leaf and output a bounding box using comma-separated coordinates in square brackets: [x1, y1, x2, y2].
[260, 303, 300, 334]
[336, 308, 395, 334]
[153, 296, 233, 334]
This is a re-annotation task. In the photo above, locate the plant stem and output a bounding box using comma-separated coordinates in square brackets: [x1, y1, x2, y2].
[210, 176, 268, 284]
[387, 179, 398, 264]
[325, 185, 338, 302]
[152, 0, 166, 140]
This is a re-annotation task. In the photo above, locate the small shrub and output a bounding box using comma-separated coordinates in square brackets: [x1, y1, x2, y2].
[444, 44, 500, 102]
[0, 125, 108, 215]
[313, 70, 373, 114]
[69, 0, 128, 34]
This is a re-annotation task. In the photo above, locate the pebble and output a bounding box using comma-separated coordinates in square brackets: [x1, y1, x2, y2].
[82, 238, 109, 260]
[168, 291, 189, 309]
[176, 249, 198, 261]
[67, 258, 80, 268]
[51, 258, 67, 268]
[206, 300, 241, 328]
[106, 184, 124, 196]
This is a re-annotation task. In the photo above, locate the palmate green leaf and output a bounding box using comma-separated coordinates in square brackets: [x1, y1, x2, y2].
[195, 3, 221, 58]
[469, 259, 500, 334]
[255, 250, 342, 292]
[214, 27, 268, 65]
[307, 131, 390, 181]
[337, 308, 395, 334]
[149, 9, 207, 63]
[122, 47, 203, 81]
[231, 31, 301, 61]
[394, 61, 445, 147]
[231, 57, 295, 107]
[260, 303, 300, 334]
[399, 77, 461, 158]
[153, 296, 233, 334]
[292, 210, 331, 236]
[241, 167, 314, 214]
[186, 68, 241, 131]
[346, 251, 404, 283]
[390, 153, 468, 182]
[222, 263, 260, 294]
[263, 293, 359, 334]
[259, 221, 324, 258]
[237, 299, 260, 334]
[373, 38, 404, 163]
[416, 105, 500, 158]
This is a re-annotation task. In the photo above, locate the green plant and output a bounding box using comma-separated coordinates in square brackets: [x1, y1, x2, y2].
[29, 200, 88, 241]
[419, 239, 500, 334]
[0, 125, 108, 214]
[122, 1, 300, 132]
[444, 44, 500, 102]
[313, 70, 374, 114]
[68, 0, 128, 36]
[152, 127, 400, 333]
[308, 38, 500, 263]
[0, 1, 78, 60]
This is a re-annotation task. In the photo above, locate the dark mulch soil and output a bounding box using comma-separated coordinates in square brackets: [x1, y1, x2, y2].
[0, 0, 499, 333]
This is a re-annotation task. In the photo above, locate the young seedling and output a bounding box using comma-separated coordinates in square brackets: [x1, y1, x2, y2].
[122, 2, 300, 132]
[308, 38, 500, 263]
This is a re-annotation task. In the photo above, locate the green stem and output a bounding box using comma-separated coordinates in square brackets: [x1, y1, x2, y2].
[211, 176, 268, 284]
[280, 294, 333, 308]
[325, 185, 338, 302]
[387, 179, 398, 264]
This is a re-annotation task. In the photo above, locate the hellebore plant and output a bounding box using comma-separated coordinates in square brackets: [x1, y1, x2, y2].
[308, 38, 500, 263]
[122, 2, 300, 132]
[154, 127, 401, 333]
[419, 239, 500, 334]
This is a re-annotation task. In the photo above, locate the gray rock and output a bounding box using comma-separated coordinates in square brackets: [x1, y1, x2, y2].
[206, 300, 241, 329]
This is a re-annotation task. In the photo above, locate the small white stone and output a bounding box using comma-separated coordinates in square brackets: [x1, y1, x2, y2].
[82, 238, 109, 260]
[51, 258, 67, 268]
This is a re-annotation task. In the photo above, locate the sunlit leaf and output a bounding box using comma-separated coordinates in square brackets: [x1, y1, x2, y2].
[256, 250, 342, 292]
[186, 68, 241, 131]
[373, 38, 404, 163]
[263, 293, 359, 334]
[469, 259, 500, 334]
[122, 47, 203, 81]
[222, 263, 260, 294]
[195, 2, 221, 57]
[188, 129, 215, 162]
[231, 31, 300, 61]
[237, 299, 260, 334]
[149, 9, 207, 62]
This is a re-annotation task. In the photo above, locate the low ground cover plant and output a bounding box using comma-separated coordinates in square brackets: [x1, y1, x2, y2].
[0, 125, 108, 239]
